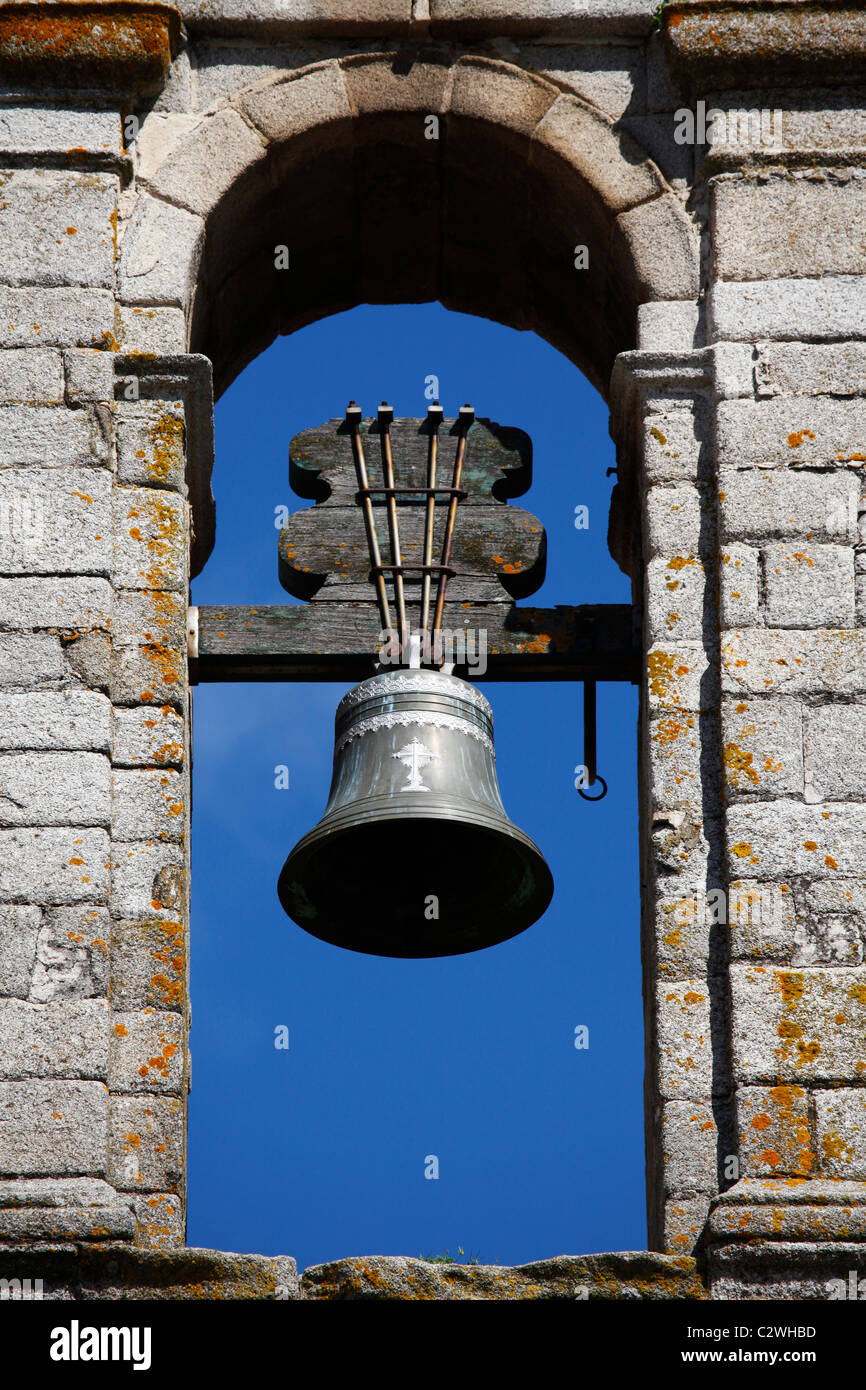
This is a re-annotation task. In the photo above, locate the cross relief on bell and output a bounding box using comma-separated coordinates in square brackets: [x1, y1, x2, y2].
[393, 738, 438, 792]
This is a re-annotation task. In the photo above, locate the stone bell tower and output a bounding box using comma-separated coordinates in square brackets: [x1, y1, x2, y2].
[0, 0, 865, 1300]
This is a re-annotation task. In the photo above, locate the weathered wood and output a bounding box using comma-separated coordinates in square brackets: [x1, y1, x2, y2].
[201, 415, 636, 686]
[280, 416, 546, 604]
[193, 602, 638, 683]
[289, 415, 532, 504]
[279, 505, 545, 601]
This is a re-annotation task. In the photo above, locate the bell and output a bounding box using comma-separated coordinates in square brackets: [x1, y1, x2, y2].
[278, 667, 553, 957]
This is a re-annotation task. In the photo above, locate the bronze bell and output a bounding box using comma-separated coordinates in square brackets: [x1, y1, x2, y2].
[278, 667, 553, 957]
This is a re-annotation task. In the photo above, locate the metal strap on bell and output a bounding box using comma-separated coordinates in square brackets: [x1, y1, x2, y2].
[278, 398, 554, 957]
[278, 667, 553, 956]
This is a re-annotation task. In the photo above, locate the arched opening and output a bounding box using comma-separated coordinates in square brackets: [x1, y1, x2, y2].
[188, 302, 643, 1266]
[181, 52, 695, 409]
[125, 51, 697, 582]
[125, 48, 701, 1259]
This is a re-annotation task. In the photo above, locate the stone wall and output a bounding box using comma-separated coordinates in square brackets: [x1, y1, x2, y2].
[0, 0, 864, 1298]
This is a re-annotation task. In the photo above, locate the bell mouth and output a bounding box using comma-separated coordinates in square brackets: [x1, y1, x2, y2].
[278, 810, 553, 959]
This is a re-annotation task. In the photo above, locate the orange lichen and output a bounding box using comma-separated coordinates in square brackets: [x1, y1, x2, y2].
[647, 649, 690, 701]
[787, 430, 816, 448]
[146, 411, 183, 484]
[777, 972, 804, 1008]
[0, 5, 176, 99]
[724, 741, 758, 787]
[821, 1131, 846, 1162]
[154, 742, 183, 764]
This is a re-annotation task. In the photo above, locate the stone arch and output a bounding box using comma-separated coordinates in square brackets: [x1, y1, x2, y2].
[120, 48, 706, 1253]
[122, 49, 698, 400]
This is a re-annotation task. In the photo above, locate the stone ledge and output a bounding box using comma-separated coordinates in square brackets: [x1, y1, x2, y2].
[177, 0, 655, 41]
[181, 0, 413, 36]
[0, 2, 180, 99]
[716, 1178, 866, 1205]
[0, 1246, 299, 1299]
[710, 1179, 866, 1246]
[299, 1252, 706, 1300]
[664, 0, 866, 93]
[0, 1205, 135, 1244]
[713, 1206, 866, 1241]
[0, 1246, 703, 1299]
[4, 1241, 865, 1298]
[427, 0, 656, 39]
[709, 1241, 866, 1298]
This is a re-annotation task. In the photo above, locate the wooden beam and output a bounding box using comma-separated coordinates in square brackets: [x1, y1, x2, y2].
[192, 602, 639, 684]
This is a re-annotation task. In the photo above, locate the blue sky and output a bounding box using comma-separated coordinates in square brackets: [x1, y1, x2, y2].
[188, 302, 644, 1270]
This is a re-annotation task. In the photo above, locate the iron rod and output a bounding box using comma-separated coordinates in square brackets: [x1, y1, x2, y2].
[432, 404, 474, 640]
[584, 679, 597, 786]
[346, 402, 392, 634]
[355, 485, 463, 499]
[378, 402, 407, 652]
[421, 402, 443, 637]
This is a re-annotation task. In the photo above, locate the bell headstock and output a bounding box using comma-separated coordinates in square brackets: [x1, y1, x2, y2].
[278, 413, 547, 604]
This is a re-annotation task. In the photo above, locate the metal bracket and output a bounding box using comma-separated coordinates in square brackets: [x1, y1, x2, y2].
[577, 679, 608, 802]
[187, 606, 199, 661]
